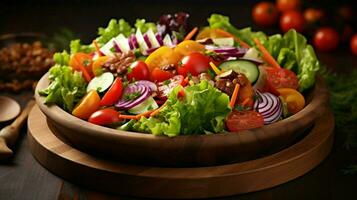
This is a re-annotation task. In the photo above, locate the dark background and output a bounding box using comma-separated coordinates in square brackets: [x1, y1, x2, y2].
[1, 1, 357, 200]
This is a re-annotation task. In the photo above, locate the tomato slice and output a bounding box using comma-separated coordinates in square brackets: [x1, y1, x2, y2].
[156, 75, 184, 99]
[151, 68, 175, 82]
[72, 90, 101, 119]
[226, 110, 264, 132]
[174, 40, 205, 57]
[88, 108, 121, 126]
[127, 61, 150, 81]
[100, 78, 123, 106]
[265, 67, 299, 90]
[145, 46, 181, 72]
[277, 88, 305, 114]
[92, 56, 108, 76]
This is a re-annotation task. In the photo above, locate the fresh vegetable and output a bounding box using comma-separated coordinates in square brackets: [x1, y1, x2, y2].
[92, 56, 108, 76]
[145, 46, 180, 71]
[226, 110, 264, 132]
[178, 52, 210, 76]
[253, 38, 281, 69]
[39, 65, 87, 112]
[254, 91, 283, 124]
[229, 83, 240, 108]
[303, 8, 325, 25]
[351, 34, 357, 56]
[122, 80, 231, 136]
[86, 72, 114, 93]
[204, 45, 247, 58]
[156, 75, 184, 99]
[115, 82, 152, 110]
[219, 60, 260, 84]
[276, 88, 305, 114]
[128, 96, 159, 114]
[174, 40, 205, 57]
[151, 68, 175, 82]
[276, 0, 301, 12]
[69, 52, 93, 81]
[184, 27, 198, 41]
[72, 90, 101, 119]
[313, 27, 339, 52]
[100, 78, 123, 106]
[96, 19, 133, 44]
[127, 61, 150, 81]
[252, 2, 279, 27]
[280, 11, 305, 33]
[88, 108, 121, 126]
[265, 67, 299, 90]
[212, 37, 235, 47]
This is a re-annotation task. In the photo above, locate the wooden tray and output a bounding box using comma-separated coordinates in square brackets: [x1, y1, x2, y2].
[28, 105, 334, 199]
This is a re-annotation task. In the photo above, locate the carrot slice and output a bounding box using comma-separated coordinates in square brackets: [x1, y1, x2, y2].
[184, 27, 198, 41]
[136, 109, 156, 119]
[209, 62, 221, 75]
[253, 38, 281, 69]
[93, 40, 102, 56]
[119, 114, 140, 120]
[229, 83, 240, 108]
[241, 98, 251, 107]
[74, 57, 92, 82]
[215, 29, 251, 49]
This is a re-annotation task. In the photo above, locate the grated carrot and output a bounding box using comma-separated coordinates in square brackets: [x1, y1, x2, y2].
[209, 62, 221, 75]
[93, 40, 102, 56]
[74, 57, 92, 82]
[241, 98, 251, 106]
[253, 38, 281, 69]
[229, 83, 240, 108]
[119, 114, 140, 120]
[215, 29, 251, 49]
[184, 27, 198, 41]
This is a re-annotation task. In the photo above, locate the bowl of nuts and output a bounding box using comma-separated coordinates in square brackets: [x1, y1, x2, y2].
[0, 33, 54, 92]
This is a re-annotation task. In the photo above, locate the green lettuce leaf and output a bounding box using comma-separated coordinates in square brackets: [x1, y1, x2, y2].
[39, 65, 87, 111]
[121, 80, 231, 137]
[134, 19, 157, 33]
[70, 39, 95, 54]
[96, 19, 133, 44]
[53, 50, 70, 66]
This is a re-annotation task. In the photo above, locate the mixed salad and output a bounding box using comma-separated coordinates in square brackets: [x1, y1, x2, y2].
[39, 13, 320, 137]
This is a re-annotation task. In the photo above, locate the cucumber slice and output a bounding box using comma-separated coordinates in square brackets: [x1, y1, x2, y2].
[86, 72, 114, 93]
[219, 60, 260, 84]
[128, 96, 158, 114]
[212, 37, 234, 47]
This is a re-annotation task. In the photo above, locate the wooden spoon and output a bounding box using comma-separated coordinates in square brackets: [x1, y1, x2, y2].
[0, 96, 21, 122]
[0, 100, 35, 160]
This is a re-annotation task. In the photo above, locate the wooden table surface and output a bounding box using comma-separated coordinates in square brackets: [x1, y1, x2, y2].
[1, 1, 357, 199]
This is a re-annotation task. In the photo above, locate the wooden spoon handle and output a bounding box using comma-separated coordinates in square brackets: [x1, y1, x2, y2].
[11, 100, 35, 129]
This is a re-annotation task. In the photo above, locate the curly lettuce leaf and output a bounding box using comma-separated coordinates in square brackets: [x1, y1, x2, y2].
[135, 19, 157, 33]
[70, 39, 95, 54]
[121, 80, 231, 137]
[53, 50, 70, 66]
[96, 19, 133, 44]
[39, 65, 87, 111]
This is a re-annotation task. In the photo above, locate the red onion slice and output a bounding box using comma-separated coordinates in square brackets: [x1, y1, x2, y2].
[115, 84, 151, 110]
[136, 80, 157, 92]
[143, 34, 152, 48]
[254, 91, 282, 124]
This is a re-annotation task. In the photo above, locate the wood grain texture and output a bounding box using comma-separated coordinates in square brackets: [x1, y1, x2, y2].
[28, 105, 334, 199]
[35, 74, 330, 166]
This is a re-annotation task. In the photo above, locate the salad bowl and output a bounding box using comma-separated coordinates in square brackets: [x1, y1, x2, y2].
[35, 72, 329, 166]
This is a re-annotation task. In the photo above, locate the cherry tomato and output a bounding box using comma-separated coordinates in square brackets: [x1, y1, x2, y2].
[350, 34, 357, 56]
[265, 67, 299, 90]
[280, 11, 305, 33]
[174, 40, 205, 57]
[88, 108, 121, 126]
[127, 61, 150, 81]
[69, 53, 93, 76]
[313, 27, 339, 52]
[252, 2, 279, 27]
[92, 56, 108, 76]
[178, 52, 210, 76]
[72, 90, 101, 120]
[100, 78, 123, 106]
[226, 110, 264, 132]
[304, 8, 325, 25]
[196, 28, 232, 40]
[276, 0, 300, 12]
[156, 75, 184, 99]
[151, 68, 175, 82]
[145, 46, 181, 72]
[277, 88, 305, 114]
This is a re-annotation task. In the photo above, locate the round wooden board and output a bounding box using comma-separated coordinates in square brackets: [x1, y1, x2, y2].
[28, 105, 334, 199]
